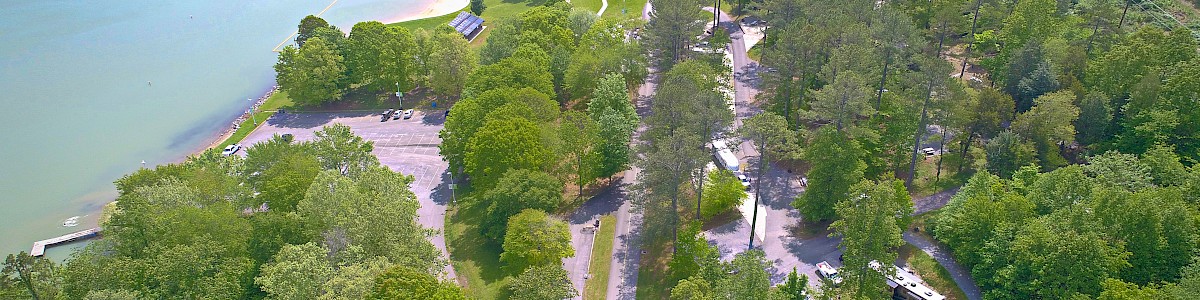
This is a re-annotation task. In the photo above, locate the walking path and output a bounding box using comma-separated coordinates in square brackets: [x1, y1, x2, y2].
[914, 187, 960, 215]
[903, 232, 983, 300]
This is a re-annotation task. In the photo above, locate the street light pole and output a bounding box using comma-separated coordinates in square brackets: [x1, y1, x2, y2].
[396, 82, 403, 108]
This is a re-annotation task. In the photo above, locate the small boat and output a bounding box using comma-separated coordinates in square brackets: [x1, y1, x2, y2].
[63, 216, 80, 227]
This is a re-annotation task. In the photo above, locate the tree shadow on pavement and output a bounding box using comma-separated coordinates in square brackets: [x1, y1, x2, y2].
[266, 111, 375, 129]
[568, 181, 626, 225]
[430, 171, 457, 206]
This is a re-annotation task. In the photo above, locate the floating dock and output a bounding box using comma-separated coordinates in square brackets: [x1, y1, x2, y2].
[31, 227, 101, 257]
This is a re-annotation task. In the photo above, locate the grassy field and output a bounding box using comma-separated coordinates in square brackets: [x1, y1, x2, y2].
[389, 0, 556, 39]
[635, 237, 674, 299]
[910, 153, 970, 198]
[444, 202, 514, 299]
[575, 0, 605, 15]
[601, 0, 647, 20]
[218, 90, 293, 148]
[583, 215, 617, 299]
[897, 244, 969, 300]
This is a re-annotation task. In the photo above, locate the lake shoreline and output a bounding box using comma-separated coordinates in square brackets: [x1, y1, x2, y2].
[196, 86, 280, 156]
[13, 0, 465, 258]
[380, 0, 469, 24]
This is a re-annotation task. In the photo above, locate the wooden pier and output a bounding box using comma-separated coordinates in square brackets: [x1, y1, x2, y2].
[31, 227, 102, 257]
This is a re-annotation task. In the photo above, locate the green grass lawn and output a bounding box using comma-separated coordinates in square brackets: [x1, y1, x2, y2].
[600, 0, 647, 20]
[575, 0, 605, 15]
[218, 90, 294, 148]
[910, 154, 970, 198]
[260, 90, 294, 110]
[583, 215, 617, 299]
[391, 12, 463, 32]
[635, 236, 673, 299]
[444, 202, 515, 299]
[388, 0, 555, 38]
[747, 42, 761, 61]
[897, 244, 969, 300]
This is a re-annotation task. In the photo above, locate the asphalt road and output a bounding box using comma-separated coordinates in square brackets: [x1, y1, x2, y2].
[600, 69, 656, 300]
[590, 3, 657, 299]
[904, 232, 983, 300]
[238, 110, 458, 280]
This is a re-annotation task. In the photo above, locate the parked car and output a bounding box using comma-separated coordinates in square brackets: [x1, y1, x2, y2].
[402, 109, 414, 119]
[737, 173, 751, 190]
[381, 109, 394, 122]
[393, 110, 404, 120]
[922, 147, 937, 156]
[816, 261, 843, 286]
[221, 144, 242, 156]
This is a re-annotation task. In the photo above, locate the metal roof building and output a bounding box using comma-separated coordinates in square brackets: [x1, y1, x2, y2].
[448, 12, 484, 40]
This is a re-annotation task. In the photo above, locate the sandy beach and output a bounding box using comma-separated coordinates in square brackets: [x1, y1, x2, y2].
[383, 0, 469, 24]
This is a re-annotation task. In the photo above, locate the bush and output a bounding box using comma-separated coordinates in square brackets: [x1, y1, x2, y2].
[701, 169, 746, 219]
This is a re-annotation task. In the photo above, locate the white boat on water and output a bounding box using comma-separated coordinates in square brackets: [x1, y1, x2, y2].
[63, 216, 80, 227]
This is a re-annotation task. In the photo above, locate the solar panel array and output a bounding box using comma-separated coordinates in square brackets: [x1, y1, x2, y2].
[448, 12, 484, 36]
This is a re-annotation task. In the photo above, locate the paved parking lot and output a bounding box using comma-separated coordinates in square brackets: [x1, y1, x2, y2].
[702, 157, 842, 287]
[239, 110, 457, 279]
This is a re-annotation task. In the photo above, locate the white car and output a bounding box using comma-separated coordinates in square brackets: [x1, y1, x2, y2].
[737, 173, 751, 190]
[221, 144, 242, 156]
[402, 109, 414, 119]
[816, 261, 843, 286]
[922, 147, 937, 156]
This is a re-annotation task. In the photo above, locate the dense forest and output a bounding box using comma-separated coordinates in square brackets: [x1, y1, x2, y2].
[4, 0, 1200, 299]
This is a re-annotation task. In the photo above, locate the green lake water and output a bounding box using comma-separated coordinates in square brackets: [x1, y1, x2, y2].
[0, 0, 433, 258]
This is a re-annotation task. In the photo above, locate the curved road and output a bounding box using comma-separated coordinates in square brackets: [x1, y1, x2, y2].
[904, 231, 982, 300]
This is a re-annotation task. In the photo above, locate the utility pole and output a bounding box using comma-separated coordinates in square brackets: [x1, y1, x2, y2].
[713, 0, 721, 33]
[959, 0, 983, 78]
[748, 135, 766, 250]
[1119, 0, 1132, 29]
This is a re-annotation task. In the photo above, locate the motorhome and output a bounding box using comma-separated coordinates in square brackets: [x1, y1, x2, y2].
[711, 140, 739, 172]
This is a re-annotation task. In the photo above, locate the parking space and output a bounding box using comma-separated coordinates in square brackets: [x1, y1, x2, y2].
[239, 110, 457, 279]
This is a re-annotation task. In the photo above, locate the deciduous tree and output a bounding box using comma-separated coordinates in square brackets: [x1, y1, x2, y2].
[297, 15, 332, 46]
[478, 169, 564, 242]
[559, 111, 601, 199]
[276, 37, 346, 106]
[428, 32, 477, 97]
[509, 265, 577, 300]
[299, 168, 442, 274]
[701, 169, 747, 219]
[500, 209, 574, 272]
[985, 130, 1037, 178]
[714, 250, 771, 299]
[367, 265, 465, 300]
[465, 117, 555, 188]
[311, 124, 378, 177]
[830, 179, 911, 299]
[794, 126, 864, 222]
[256, 242, 335, 300]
